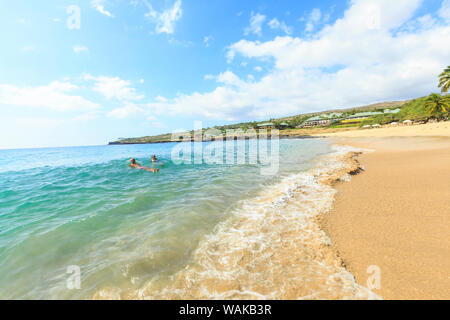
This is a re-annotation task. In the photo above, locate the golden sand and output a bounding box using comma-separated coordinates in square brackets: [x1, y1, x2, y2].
[320, 125, 450, 299]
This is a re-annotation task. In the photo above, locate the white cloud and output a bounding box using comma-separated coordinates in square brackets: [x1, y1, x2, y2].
[254, 66, 263, 72]
[203, 36, 213, 47]
[73, 45, 89, 54]
[84, 75, 144, 101]
[107, 102, 145, 119]
[144, 0, 183, 34]
[439, 0, 450, 22]
[413, 14, 437, 30]
[268, 18, 293, 35]
[155, 96, 167, 102]
[107, 101, 160, 121]
[216, 70, 245, 87]
[305, 8, 322, 32]
[0, 81, 99, 111]
[80, 75, 157, 120]
[244, 12, 266, 36]
[145, 0, 450, 121]
[92, 0, 114, 18]
[168, 37, 193, 47]
[226, 49, 236, 63]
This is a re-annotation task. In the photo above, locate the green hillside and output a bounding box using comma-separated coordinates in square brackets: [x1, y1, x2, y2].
[360, 95, 450, 126]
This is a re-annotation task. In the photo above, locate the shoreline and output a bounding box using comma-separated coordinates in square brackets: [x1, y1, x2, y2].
[109, 121, 450, 146]
[103, 123, 450, 300]
[319, 132, 450, 299]
[95, 143, 380, 300]
[107, 135, 320, 145]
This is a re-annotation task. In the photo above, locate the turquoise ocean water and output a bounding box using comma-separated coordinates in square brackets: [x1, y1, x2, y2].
[0, 139, 376, 299]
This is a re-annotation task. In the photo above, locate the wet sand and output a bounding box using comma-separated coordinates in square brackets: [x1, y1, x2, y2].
[320, 135, 450, 300]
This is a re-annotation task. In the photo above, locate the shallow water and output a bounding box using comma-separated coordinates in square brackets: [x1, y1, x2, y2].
[0, 139, 375, 299]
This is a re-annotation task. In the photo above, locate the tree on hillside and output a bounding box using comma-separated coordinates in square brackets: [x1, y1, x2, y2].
[424, 93, 450, 119]
[273, 121, 282, 130]
[438, 66, 450, 94]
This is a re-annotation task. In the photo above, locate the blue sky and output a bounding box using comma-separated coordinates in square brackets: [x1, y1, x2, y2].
[0, 0, 449, 149]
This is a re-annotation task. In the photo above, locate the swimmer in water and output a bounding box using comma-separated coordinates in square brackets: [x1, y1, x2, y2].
[129, 158, 159, 172]
[150, 155, 165, 166]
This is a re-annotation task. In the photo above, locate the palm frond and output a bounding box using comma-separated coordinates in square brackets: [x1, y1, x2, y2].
[438, 67, 450, 94]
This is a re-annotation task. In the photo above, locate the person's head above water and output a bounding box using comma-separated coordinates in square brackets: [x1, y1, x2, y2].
[130, 158, 136, 164]
[151, 155, 157, 162]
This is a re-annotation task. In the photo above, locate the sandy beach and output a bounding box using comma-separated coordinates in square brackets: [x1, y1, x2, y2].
[318, 122, 450, 300]
[319, 121, 450, 138]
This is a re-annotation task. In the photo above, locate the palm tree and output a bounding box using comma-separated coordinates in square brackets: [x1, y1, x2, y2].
[424, 93, 450, 118]
[438, 66, 450, 94]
